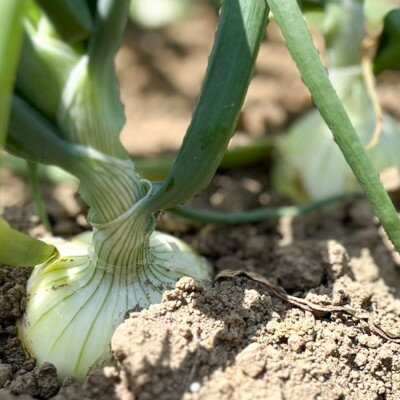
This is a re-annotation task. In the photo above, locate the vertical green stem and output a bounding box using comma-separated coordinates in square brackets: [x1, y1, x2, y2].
[268, 0, 400, 251]
[88, 0, 130, 76]
[0, 0, 26, 147]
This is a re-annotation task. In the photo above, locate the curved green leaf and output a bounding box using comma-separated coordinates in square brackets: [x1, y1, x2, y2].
[7, 95, 81, 174]
[0, 217, 56, 267]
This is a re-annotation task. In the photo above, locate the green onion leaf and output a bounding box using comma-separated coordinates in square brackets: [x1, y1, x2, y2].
[135, 137, 273, 181]
[16, 27, 80, 121]
[0, 217, 56, 267]
[170, 193, 353, 225]
[7, 96, 82, 174]
[0, 0, 26, 147]
[144, 0, 270, 212]
[34, 0, 93, 43]
[374, 9, 400, 74]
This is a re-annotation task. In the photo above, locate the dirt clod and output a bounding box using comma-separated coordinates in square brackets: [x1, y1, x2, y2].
[0, 365, 12, 388]
[8, 363, 59, 399]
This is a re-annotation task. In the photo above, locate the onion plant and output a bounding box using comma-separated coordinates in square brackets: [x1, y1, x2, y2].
[2, 0, 400, 384]
[3, 0, 268, 381]
[274, 0, 400, 202]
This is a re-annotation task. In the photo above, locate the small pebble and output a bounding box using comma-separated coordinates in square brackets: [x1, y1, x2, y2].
[189, 382, 201, 393]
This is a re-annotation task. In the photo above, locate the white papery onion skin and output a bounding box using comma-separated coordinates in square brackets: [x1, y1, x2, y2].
[18, 231, 211, 381]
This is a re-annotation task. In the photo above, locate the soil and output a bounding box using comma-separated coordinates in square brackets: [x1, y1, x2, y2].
[2, 3, 400, 400]
[3, 196, 400, 400]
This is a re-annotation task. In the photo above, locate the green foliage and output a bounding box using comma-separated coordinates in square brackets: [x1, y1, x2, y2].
[365, 0, 400, 36]
[375, 9, 400, 73]
[0, 0, 26, 147]
[34, 0, 93, 43]
[0, 217, 56, 267]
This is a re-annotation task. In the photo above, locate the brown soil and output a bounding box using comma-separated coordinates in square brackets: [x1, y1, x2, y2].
[2, 3, 400, 400]
[4, 196, 400, 400]
[107, 197, 400, 400]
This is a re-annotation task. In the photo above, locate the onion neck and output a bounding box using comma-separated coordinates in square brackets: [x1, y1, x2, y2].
[54, 0, 159, 269]
[75, 155, 156, 269]
[323, 0, 368, 104]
